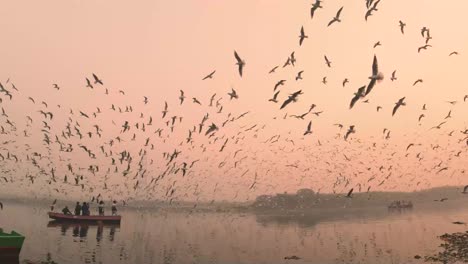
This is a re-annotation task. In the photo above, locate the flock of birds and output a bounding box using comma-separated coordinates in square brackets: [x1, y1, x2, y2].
[0, 0, 467, 207]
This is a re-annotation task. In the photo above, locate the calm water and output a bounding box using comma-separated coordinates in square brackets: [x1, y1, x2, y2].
[1, 201, 468, 264]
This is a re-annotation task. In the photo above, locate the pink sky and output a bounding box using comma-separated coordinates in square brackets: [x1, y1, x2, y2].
[0, 0, 467, 202]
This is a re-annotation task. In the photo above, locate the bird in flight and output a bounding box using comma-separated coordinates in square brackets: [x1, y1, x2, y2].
[324, 55, 332, 68]
[92, 73, 103, 85]
[390, 70, 397, 81]
[344, 125, 356, 141]
[269, 91, 280, 103]
[392, 97, 406, 116]
[449, 51, 459, 56]
[269, 66, 279, 74]
[53, 84, 60, 90]
[413, 79, 423, 86]
[350, 86, 366, 109]
[310, 0, 323, 19]
[228, 88, 239, 100]
[328, 7, 344, 27]
[304, 121, 313, 136]
[418, 44, 432, 53]
[342, 78, 349, 87]
[280, 90, 303, 110]
[234, 51, 245, 77]
[399, 20, 406, 34]
[202, 70, 216, 80]
[296, 71, 304, 81]
[364, 55, 383, 96]
[299, 26, 308, 46]
[179, 90, 185, 105]
[86, 78, 94, 89]
[274, 80, 286, 91]
[373, 41, 381, 48]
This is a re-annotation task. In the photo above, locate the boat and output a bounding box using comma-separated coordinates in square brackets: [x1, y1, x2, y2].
[0, 229, 25, 259]
[48, 212, 121, 223]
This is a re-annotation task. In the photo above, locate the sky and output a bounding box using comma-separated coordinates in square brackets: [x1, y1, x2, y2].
[0, 0, 467, 202]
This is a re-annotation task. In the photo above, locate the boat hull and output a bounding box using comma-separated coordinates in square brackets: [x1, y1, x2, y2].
[48, 212, 121, 223]
[0, 231, 25, 259]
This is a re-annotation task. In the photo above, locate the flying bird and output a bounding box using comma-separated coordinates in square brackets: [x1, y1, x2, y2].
[324, 56, 332, 68]
[202, 70, 216, 80]
[413, 79, 423, 86]
[364, 55, 383, 96]
[392, 97, 406, 116]
[280, 90, 303, 110]
[399, 20, 406, 34]
[350, 86, 366, 109]
[234, 51, 245, 77]
[418, 44, 432, 53]
[86, 78, 94, 89]
[299, 26, 308, 46]
[310, 0, 323, 19]
[269, 91, 280, 103]
[304, 121, 313, 136]
[296, 71, 304, 81]
[449, 51, 459, 56]
[328, 7, 344, 27]
[228, 88, 239, 100]
[92, 73, 103, 85]
[179, 90, 185, 105]
[390, 70, 397, 81]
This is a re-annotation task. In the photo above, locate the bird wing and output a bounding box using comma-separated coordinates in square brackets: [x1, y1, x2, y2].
[336, 7, 344, 17]
[280, 97, 293, 109]
[234, 51, 242, 63]
[372, 55, 378, 75]
[392, 104, 399, 116]
[365, 79, 376, 96]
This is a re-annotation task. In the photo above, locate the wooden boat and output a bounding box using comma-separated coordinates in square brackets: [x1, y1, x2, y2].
[48, 212, 121, 223]
[0, 229, 25, 258]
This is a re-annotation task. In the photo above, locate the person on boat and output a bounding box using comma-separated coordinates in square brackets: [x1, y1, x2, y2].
[62, 206, 72, 215]
[111, 200, 118, 216]
[74, 202, 82, 216]
[82, 202, 90, 216]
[98, 200, 104, 216]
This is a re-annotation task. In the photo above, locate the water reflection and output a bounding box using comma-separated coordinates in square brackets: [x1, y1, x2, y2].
[46, 221, 119, 243]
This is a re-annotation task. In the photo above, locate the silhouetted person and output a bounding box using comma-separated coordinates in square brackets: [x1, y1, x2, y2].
[82, 202, 90, 216]
[62, 206, 72, 215]
[74, 202, 82, 216]
[111, 200, 117, 216]
[98, 201, 104, 216]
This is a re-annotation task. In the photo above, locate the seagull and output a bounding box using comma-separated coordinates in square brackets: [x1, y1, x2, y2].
[205, 123, 218, 136]
[299, 26, 308, 46]
[444, 110, 452, 119]
[322, 77, 327, 85]
[202, 70, 216, 80]
[269, 91, 280, 103]
[234, 51, 245, 77]
[342, 78, 349, 87]
[464, 95, 468, 102]
[143, 96, 149, 104]
[328, 7, 344, 27]
[392, 97, 406, 116]
[418, 44, 432, 53]
[295, 71, 304, 81]
[192, 98, 201, 105]
[430, 121, 447, 130]
[350, 86, 366, 109]
[274, 80, 286, 91]
[304, 121, 313, 136]
[269, 66, 279, 74]
[53, 84, 60, 90]
[422, 104, 427, 110]
[449, 51, 459, 56]
[390, 70, 397, 81]
[418, 114, 425, 122]
[92, 73, 103, 85]
[310, 0, 323, 19]
[344, 125, 355, 140]
[376, 106, 382, 112]
[421, 27, 429, 37]
[399, 20, 406, 34]
[373, 41, 381, 48]
[447, 101, 457, 105]
[364, 55, 383, 96]
[179, 90, 185, 105]
[413, 79, 423, 86]
[228, 88, 239, 100]
[324, 56, 332, 67]
[86, 78, 94, 89]
[280, 90, 303, 110]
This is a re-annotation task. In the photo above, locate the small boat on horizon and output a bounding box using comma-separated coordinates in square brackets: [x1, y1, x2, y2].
[48, 212, 121, 223]
[0, 229, 25, 260]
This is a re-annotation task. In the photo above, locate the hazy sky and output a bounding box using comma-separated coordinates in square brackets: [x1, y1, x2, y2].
[0, 0, 467, 201]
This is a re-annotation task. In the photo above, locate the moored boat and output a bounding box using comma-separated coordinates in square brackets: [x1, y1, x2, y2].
[0, 229, 25, 258]
[48, 212, 121, 223]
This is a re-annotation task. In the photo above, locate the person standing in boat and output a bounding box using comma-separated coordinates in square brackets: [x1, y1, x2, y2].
[82, 202, 90, 216]
[74, 202, 82, 216]
[111, 200, 118, 216]
[98, 201, 105, 216]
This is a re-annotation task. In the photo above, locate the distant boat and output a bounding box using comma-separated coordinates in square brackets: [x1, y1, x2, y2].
[48, 212, 121, 223]
[388, 200, 413, 209]
[0, 229, 25, 259]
